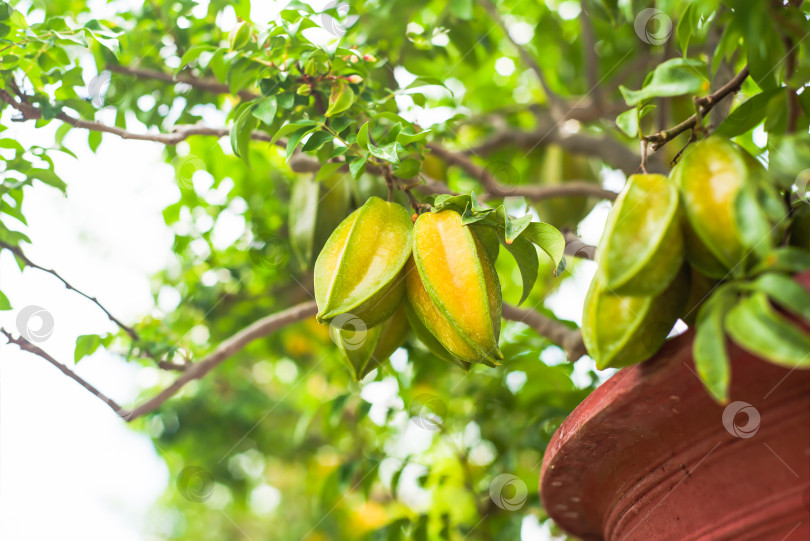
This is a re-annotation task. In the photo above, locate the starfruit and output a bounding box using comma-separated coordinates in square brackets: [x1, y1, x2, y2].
[406, 210, 503, 364]
[673, 136, 758, 274]
[597, 174, 684, 296]
[582, 266, 690, 370]
[314, 196, 412, 328]
[403, 298, 473, 371]
[533, 144, 600, 229]
[330, 304, 409, 380]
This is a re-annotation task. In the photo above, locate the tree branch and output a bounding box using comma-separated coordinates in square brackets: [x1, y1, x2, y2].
[502, 304, 586, 360]
[460, 122, 656, 175]
[0, 87, 274, 146]
[563, 231, 597, 260]
[1, 328, 131, 417]
[106, 64, 258, 101]
[1, 301, 318, 421]
[426, 143, 618, 201]
[644, 66, 749, 152]
[0, 240, 139, 340]
[125, 301, 317, 420]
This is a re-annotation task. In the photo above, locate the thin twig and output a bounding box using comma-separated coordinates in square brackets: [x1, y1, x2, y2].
[0, 87, 274, 146]
[563, 231, 597, 260]
[0, 240, 139, 340]
[426, 143, 618, 201]
[1, 301, 318, 421]
[644, 66, 749, 152]
[1, 328, 132, 418]
[125, 301, 317, 420]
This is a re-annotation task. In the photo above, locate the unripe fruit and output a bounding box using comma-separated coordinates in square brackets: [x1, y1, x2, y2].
[406, 210, 503, 364]
[597, 174, 684, 296]
[673, 136, 759, 274]
[582, 266, 690, 370]
[331, 304, 409, 380]
[315, 196, 412, 328]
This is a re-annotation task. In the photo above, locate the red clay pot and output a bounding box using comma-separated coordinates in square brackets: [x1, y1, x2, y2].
[540, 273, 810, 541]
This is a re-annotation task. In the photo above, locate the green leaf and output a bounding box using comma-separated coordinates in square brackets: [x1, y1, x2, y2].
[349, 154, 368, 179]
[74, 334, 102, 363]
[520, 222, 565, 270]
[733, 184, 773, 260]
[615, 108, 638, 138]
[356, 121, 370, 148]
[748, 273, 810, 323]
[178, 45, 215, 70]
[619, 58, 707, 106]
[0, 290, 11, 310]
[750, 247, 810, 275]
[713, 89, 780, 138]
[500, 236, 537, 305]
[502, 211, 532, 244]
[229, 21, 251, 50]
[469, 224, 499, 263]
[393, 158, 420, 179]
[285, 125, 317, 161]
[230, 103, 258, 164]
[725, 292, 810, 368]
[368, 142, 399, 164]
[693, 286, 736, 403]
[325, 80, 355, 117]
[269, 119, 319, 147]
[396, 128, 431, 145]
[88, 130, 102, 152]
[28, 169, 67, 193]
[302, 130, 334, 152]
[252, 96, 278, 124]
[676, 4, 694, 55]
